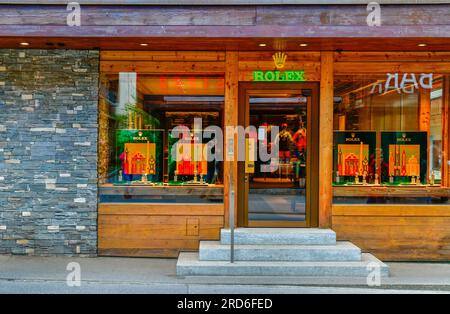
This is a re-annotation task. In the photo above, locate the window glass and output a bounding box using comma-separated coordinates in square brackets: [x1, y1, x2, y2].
[99, 73, 225, 203]
[333, 74, 448, 204]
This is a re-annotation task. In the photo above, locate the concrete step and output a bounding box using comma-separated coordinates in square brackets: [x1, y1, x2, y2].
[176, 252, 389, 277]
[199, 241, 361, 262]
[220, 228, 336, 245]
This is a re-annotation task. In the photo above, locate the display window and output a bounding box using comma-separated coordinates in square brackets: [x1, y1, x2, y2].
[98, 73, 224, 203]
[333, 73, 448, 204]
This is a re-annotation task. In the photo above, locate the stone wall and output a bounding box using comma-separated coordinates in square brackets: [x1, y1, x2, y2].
[0, 49, 99, 256]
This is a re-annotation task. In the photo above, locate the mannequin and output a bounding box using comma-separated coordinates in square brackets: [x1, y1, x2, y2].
[276, 123, 293, 164]
[292, 126, 307, 155]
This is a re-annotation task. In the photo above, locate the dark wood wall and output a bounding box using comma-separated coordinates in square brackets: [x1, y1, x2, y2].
[1, 4, 450, 51]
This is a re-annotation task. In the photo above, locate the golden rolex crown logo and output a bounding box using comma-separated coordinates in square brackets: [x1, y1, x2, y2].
[138, 131, 143, 137]
[402, 133, 406, 138]
[272, 52, 287, 69]
[351, 133, 355, 138]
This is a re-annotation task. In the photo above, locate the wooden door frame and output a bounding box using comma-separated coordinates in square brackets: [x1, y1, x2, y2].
[237, 82, 319, 228]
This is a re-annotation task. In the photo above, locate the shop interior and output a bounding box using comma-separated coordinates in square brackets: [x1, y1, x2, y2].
[246, 95, 308, 222]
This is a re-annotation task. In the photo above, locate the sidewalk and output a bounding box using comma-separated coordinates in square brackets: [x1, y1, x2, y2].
[1, 255, 450, 294]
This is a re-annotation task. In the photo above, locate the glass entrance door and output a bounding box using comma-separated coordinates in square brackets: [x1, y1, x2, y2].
[237, 83, 319, 227]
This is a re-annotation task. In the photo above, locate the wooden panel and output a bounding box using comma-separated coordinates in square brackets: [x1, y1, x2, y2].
[99, 238, 203, 250]
[332, 204, 450, 260]
[99, 184, 223, 196]
[335, 52, 450, 62]
[99, 248, 180, 258]
[99, 217, 222, 239]
[98, 203, 224, 257]
[186, 218, 200, 236]
[99, 203, 224, 216]
[99, 214, 224, 225]
[319, 52, 333, 228]
[239, 51, 321, 62]
[100, 51, 225, 62]
[333, 204, 450, 217]
[100, 61, 225, 74]
[335, 62, 450, 74]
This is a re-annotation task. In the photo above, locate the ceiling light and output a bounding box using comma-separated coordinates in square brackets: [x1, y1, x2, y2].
[299, 43, 308, 47]
[258, 43, 267, 47]
[418, 43, 427, 47]
[20, 42, 29, 46]
[140, 43, 149, 46]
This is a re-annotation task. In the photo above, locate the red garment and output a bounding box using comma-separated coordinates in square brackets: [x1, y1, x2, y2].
[293, 130, 307, 151]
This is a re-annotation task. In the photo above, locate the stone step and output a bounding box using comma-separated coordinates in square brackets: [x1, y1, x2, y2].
[177, 252, 389, 277]
[220, 228, 336, 245]
[199, 241, 361, 262]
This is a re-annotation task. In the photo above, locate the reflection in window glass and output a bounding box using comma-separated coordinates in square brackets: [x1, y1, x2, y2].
[333, 74, 448, 204]
[99, 74, 225, 203]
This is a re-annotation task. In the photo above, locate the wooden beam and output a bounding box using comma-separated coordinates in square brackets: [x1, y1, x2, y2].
[335, 62, 450, 75]
[99, 203, 225, 216]
[419, 87, 431, 180]
[443, 76, 450, 187]
[318, 51, 334, 228]
[6, 25, 450, 39]
[100, 51, 226, 62]
[223, 51, 239, 228]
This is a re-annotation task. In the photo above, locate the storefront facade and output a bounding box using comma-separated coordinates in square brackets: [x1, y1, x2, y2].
[1, 1, 450, 261]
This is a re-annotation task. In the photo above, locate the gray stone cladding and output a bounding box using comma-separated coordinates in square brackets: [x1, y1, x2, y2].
[0, 49, 99, 256]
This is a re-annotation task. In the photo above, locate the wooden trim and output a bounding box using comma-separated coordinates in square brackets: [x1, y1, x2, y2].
[99, 203, 224, 216]
[333, 185, 450, 197]
[236, 82, 320, 228]
[99, 184, 224, 196]
[239, 51, 321, 62]
[334, 52, 450, 63]
[223, 51, 239, 228]
[333, 204, 450, 217]
[319, 51, 334, 228]
[335, 62, 450, 75]
[419, 87, 431, 180]
[101, 51, 226, 61]
[100, 61, 225, 74]
[443, 76, 450, 187]
[419, 88, 431, 132]
[98, 248, 181, 258]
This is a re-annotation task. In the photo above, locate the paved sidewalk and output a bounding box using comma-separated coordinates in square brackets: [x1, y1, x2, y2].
[1, 255, 450, 293]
